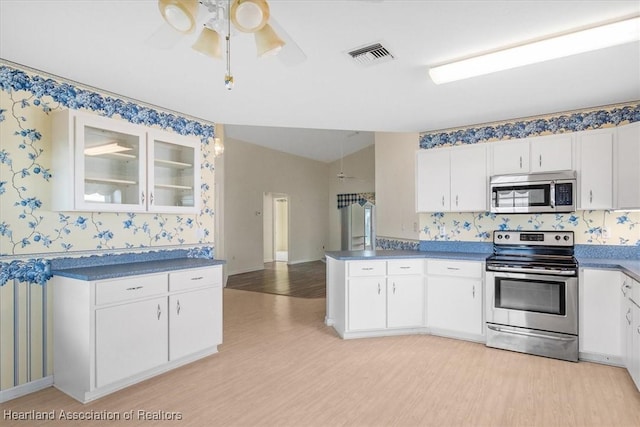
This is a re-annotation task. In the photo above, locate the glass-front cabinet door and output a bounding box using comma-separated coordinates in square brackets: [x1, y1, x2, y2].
[74, 114, 147, 212]
[147, 130, 200, 213]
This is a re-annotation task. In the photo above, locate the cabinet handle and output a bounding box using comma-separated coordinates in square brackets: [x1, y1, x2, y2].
[126, 286, 143, 291]
[447, 267, 460, 271]
[637, 326, 640, 335]
[399, 266, 411, 270]
[472, 285, 475, 298]
[519, 156, 522, 169]
[157, 304, 162, 320]
[378, 283, 381, 295]
[176, 300, 181, 315]
[621, 280, 631, 296]
[191, 276, 204, 280]
[626, 308, 632, 325]
[442, 196, 445, 207]
[539, 155, 542, 167]
[141, 191, 145, 204]
[362, 267, 374, 271]
[589, 190, 593, 203]
[150, 192, 154, 205]
[393, 283, 396, 294]
[455, 195, 459, 206]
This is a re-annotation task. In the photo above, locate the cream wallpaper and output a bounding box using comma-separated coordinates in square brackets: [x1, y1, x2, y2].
[0, 67, 216, 257]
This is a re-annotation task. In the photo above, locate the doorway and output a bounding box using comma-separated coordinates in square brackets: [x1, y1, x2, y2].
[263, 192, 289, 263]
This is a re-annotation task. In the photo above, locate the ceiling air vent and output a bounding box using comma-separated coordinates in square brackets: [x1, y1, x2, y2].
[347, 42, 395, 66]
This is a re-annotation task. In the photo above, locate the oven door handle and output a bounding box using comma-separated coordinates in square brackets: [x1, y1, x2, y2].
[487, 324, 576, 342]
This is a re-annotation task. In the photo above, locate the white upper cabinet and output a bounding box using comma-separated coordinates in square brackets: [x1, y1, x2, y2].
[615, 122, 640, 210]
[491, 135, 573, 175]
[491, 139, 530, 175]
[577, 129, 614, 210]
[52, 110, 200, 213]
[530, 134, 573, 173]
[416, 144, 487, 212]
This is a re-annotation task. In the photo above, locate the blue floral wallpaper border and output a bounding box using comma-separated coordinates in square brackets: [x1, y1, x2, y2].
[419, 103, 640, 149]
[0, 65, 215, 140]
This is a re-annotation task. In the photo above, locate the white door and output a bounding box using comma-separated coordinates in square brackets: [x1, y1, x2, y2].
[577, 131, 613, 210]
[450, 144, 487, 212]
[416, 149, 450, 212]
[530, 134, 573, 173]
[348, 277, 386, 331]
[169, 287, 221, 360]
[387, 276, 424, 328]
[95, 297, 168, 387]
[427, 277, 483, 335]
[491, 139, 529, 175]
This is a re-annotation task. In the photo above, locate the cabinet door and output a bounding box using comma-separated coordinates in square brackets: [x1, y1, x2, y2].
[427, 276, 482, 336]
[347, 277, 386, 331]
[450, 144, 487, 211]
[75, 113, 147, 212]
[579, 269, 623, 360]
[416, 149, 450, 212]
[631, 280, 640, 390]
[147, 129, 201, 214]
[169, 287, 221, 360]
[616, 123, 640, 210]
[530, 134, 573, 173]
[577, 131, 613, 210]
[95, 297, 168, 388]
[387, 276, 424, 328]
[491, 140, 529, 175]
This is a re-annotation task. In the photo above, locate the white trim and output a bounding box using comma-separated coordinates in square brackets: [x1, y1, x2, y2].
[287, 258, 324, 265]
[0, 376, 53, 403]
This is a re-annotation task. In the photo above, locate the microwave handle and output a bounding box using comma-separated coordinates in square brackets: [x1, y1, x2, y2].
[550, 182, 555, 209]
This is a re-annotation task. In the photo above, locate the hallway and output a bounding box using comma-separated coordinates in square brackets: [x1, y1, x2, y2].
[226, 261, 326, 298]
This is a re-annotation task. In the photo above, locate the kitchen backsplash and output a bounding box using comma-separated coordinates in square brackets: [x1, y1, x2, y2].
[419, 211, 639, 245]
[0, 64, 217, 257]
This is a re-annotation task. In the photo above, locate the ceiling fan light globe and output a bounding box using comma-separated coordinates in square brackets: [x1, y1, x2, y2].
[158, 0, 199, 33]
[192, 27, 222, 59]
[231, 0, 270, 33]
[255, 23, 285, 57]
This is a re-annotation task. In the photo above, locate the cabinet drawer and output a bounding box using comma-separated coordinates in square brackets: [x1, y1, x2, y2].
[95, 274, 168, 306]
[427, 259, 482, 278]
[387, 259, 424, 275]
[348, 261, 386, 277]
[169, 267, 222, 292]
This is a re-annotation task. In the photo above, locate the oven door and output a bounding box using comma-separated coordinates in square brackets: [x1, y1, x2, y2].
[486, 271, 577, 335]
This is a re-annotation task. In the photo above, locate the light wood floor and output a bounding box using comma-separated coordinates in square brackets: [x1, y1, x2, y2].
[226, 261, 326, 298]
[2, 289, 640, 427]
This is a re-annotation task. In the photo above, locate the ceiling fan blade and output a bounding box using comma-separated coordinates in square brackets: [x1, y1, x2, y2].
[269, 17, 307, 66]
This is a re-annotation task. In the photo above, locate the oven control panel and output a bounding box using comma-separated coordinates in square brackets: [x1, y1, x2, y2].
[493, 230, 574, 246]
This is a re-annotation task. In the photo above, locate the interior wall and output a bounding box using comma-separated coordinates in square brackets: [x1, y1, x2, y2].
[374, 132, 421, 242]
[327, 145, 375, 251]
[224, 137, 329, 275]
[263, 193, 274, 262]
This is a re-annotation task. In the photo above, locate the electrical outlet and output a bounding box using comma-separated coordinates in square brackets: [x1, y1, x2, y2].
[602, 227, 611, 239]
[439, 225, 446, 237]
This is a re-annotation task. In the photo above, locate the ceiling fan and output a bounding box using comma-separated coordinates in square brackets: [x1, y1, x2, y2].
[337, 132, 364, 183]
[154, 0, 306, 89]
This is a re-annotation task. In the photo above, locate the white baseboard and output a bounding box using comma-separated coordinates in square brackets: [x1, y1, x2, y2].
[287, 258, 323, 265]
[227, 265, 265, 276]
[0, 376, 53, 403]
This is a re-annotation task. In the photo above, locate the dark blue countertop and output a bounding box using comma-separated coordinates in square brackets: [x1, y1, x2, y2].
[52, 258, 225, 281]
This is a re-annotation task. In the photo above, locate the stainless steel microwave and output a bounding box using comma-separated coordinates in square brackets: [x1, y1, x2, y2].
[489, 171, 576, 214]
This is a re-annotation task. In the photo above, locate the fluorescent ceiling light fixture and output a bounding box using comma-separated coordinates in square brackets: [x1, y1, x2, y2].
[429, 16, 640, 84]
[84, 143, 132, 156]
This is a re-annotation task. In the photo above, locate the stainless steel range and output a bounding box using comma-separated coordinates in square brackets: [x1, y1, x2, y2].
[485, 230, 578, 362]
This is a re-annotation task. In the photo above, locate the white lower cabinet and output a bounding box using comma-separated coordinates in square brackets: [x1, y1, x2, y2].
[624, 275, 640, 391]
[53, 265, 222, 403]
[426, 259, 484, 340]
[328, 258, 425, 338]
[579, 268, 624, 365]
[95, 297, 168, 388]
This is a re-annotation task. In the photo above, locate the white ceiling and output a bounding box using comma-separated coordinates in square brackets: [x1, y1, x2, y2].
[1, 0, 639, 163]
